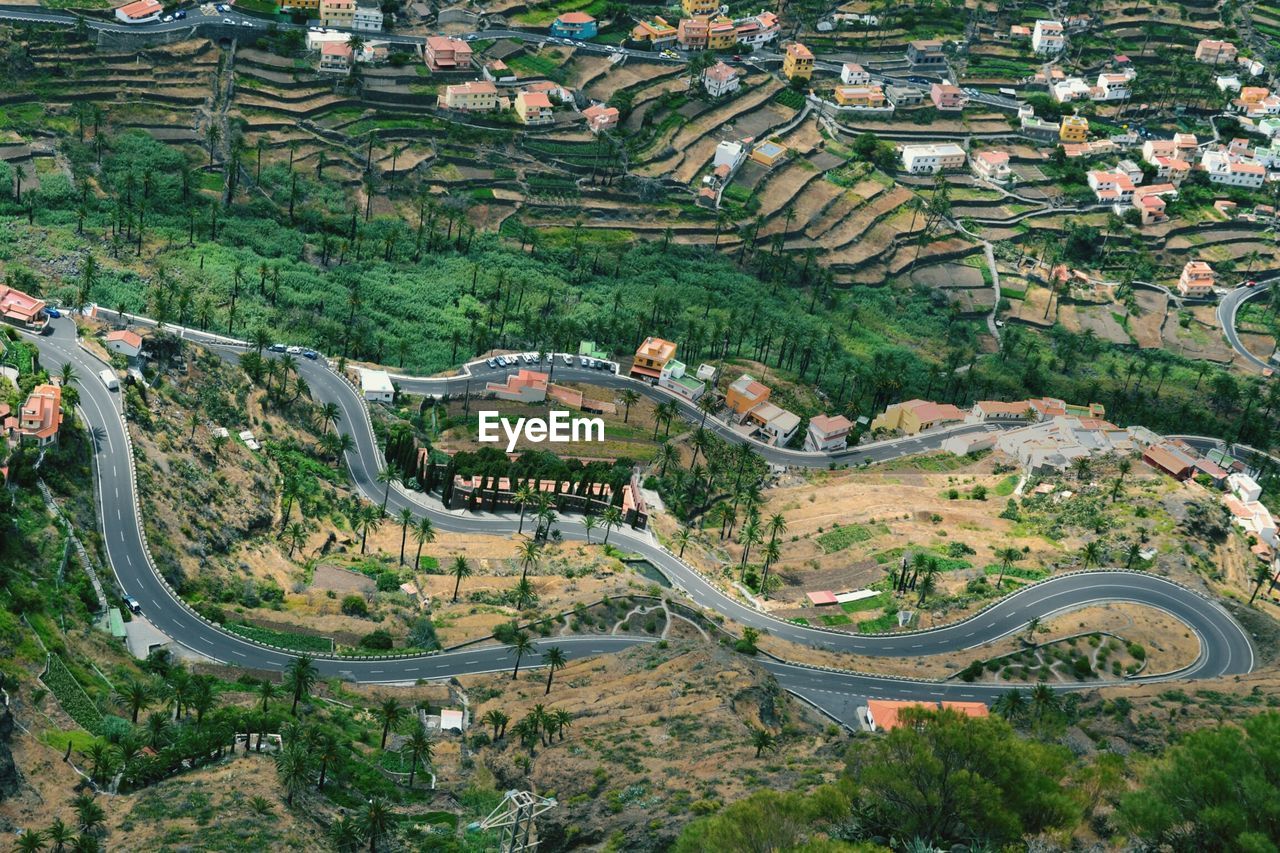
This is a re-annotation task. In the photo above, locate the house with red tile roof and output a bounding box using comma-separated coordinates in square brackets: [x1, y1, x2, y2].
[0, 284, 47, 327]
[9, 384, 62, 447]
[870, 400, 965, 435]
[726, 373, 770, 415]
[1178, 260, 1215, 297]
[582, 103, 619, 134]
[114, 0, 162, 23]
[105, 329, 144, 359]
[804, 413, 853, 452]
[485, 369, 549, 403]
[515, 91, 554, 124]
[1143, 442, 1196, 479]
[864, 699, 989, 732]
[424, 36, 472, 72]
[629, 337, 677, 381]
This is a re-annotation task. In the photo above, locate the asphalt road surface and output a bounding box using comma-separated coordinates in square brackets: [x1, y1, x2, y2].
[25, 316, 1256, 727]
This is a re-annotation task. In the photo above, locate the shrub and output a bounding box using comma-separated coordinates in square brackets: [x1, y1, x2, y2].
[360, 629, 394, 650]
[376, 571, 401, 592]
[341, 595, 369, 617]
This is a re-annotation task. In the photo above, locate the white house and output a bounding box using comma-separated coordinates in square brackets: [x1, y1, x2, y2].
[841, 62, 870, 85]
[713, 140, 747, 171]
[1032, 20, 1065, 54]
[804, 414, 853, 452]
[114, 0, 162, 24]
[353, 0, 383, 31]
[971, 150, 1013, 184]
[702, 61, 741, 98]
[1201, 148, 1266, 188]
[361, 369, 395, 403]
[900, 143, 966, 174]
[105, 329, 143, 360]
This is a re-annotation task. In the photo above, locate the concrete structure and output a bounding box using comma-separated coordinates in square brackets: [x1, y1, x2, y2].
[441, 80, 499, 111]
[751, 140, 787, 167]
[1032, 19, 1065, 54]
[425, 36, 473, 72]
[871, 399, 965, 435]
[900, 143, 966, 174]
[841, 63, 870, 85]
[486, 369, 549, 403]
[887, 85, 924, 106]
[930, 82, 967, 111]
[482, 60, 516, 83]
[630, 337, 677, 382]
[703, 61, 740, 98]
[515, 91, 554, 125]
[658, 360, 706, 401]
[105, 329, 143, 360]
[582, 103, 619, 134]
[319, 0, 356, 30]
[971, 150, 1013, 184]
[1177, 260, 1216, 297]
[550, 11, 597, 39]
[804, 414, 853, 452]
[782, 42, 814, 81]
[749, 404, 800, 445]
[353, 0, 384, 32]
[713, 140, 747, 171]
[1196, 38, 1238, 64]
[114, 0, 162, 24]
[361, 369, 394, 403]
[993, 417, 1136, 475]
[1021, 111, 1061, 143]
[968, 400, 1032, 423]
[906, 39, 946, 66]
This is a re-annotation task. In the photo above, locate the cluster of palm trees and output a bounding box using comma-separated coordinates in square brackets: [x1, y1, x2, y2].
[479, 704, 574, 753]
[240, 343, 309, 409]
[13, 792, 106, 853]
[890, 552, 942, 608]
[991, 683, 1061, 726]
[736, 511, 787, 599]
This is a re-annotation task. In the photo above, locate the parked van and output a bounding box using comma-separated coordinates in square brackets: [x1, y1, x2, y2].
[99, 369, 120, 391]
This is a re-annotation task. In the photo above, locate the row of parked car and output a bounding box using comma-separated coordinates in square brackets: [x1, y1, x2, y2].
[485, 352, 613, 371]
[268, 343, 320, 360]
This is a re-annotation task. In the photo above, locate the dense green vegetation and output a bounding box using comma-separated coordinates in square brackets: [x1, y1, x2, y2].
[675, 705, 1280, 851]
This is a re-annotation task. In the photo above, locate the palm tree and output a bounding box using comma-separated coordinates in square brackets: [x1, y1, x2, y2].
[993, 546, 1021, 588]
[376, 698, 407, 750]
[411, 517, 435, 570]
[738, 516, 763, 577]
[518, 539, 541, 582]
[450, 555, 472, 602]
[992, 688, 1027, 722]
[550, 708, 573, 741]
[759, 537, 781, 598]
[330, 815, 362, 853]
[144, 712, 169, 749]
[274, 743, 312, 807]
[916, 567, 937, 607]
[72, 793, 104, 835]
[507, 631, 535, 680]
[396, 508, 414, 565]
[1081, 540, 1102, 569]
[514, 483, 535, 534]
[618, 389, 640, 423]
[750, 728, 777, 758]
[58, 362, 78, 387]
[674, 525, 691, 558]
[1029, 681, 1059, 721]
[542, 646, 567, 695]
[16, 829, 46, 852]
[357, 504, 383, 555]
[285, 654, 318, 716]
[601, 505, 623, 544]
[1249, 562, 1273, 604]
[117, 677, 150, 724]
[765, 513, 787, 544]
[258, 680, 277, 713]
[284, 521, 307, 558]
[582, 514, 597, 543]
[376, 467, 401, 513]
[313, 731, 342, 790]
[359, 797, 393, 853]
[657, 442, 678, 477]
[1024, 616, 1041, 644]
[316, 402, 341, 435]
[405, 727, 434, 787]
[1111, 458, 1132, 503]
[1125, 541, 1142, 569]
[46, 819, 71, 853]
[481, 708, 509, 739]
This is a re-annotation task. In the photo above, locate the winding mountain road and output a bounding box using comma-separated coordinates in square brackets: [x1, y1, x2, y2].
[25, 317, 1257, 726]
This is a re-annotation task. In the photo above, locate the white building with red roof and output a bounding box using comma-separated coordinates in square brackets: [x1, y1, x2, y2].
[582, 103, 619, 134]
[804, 414, 853, 452]
[702, 61, 740, 98]
[105, 329, 144, 359]
[114, 0, 162, 24]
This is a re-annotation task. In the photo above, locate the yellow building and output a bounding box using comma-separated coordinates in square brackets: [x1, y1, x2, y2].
[870, 399, 965, 435]
[782, 42, 814, 81]
[1059, 113, 1089, 143]
[834, 85, 886, 108]
[681, 0, 718, 15]
[630, 16, 677, 44]
[750, 140, 787, 167]
[630, 337, 677, 381]
[441, 80, 498, 111]
[290, 0, 320, 10]
[319, 0, 355, 28]
[707, 15, 737, 50]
